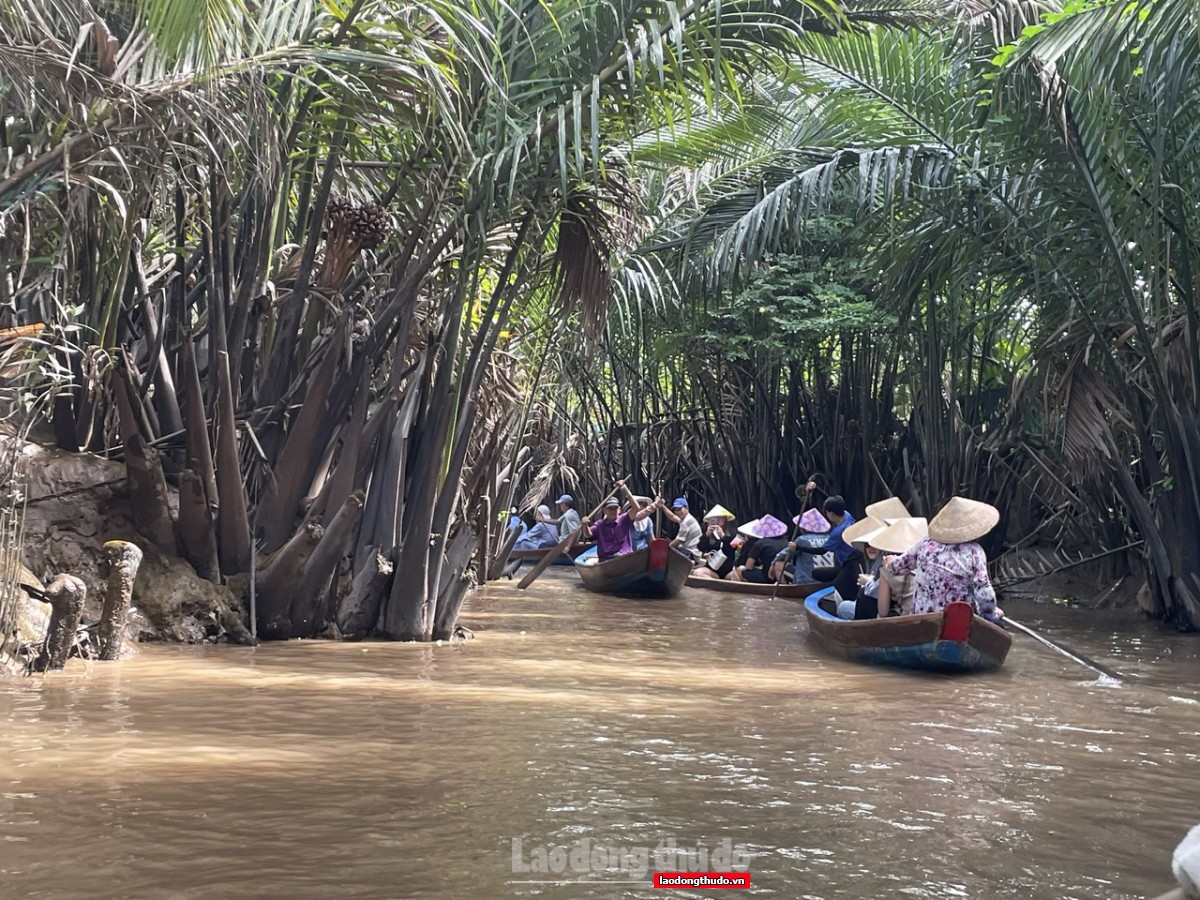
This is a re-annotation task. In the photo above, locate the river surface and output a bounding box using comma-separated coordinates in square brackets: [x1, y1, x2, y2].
[2, 573, 1198, 899]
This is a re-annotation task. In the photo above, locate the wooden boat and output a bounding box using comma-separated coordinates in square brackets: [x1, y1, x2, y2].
[803, 586, 1012, 673]
[574, 538, 691, 599]
[684, 575, 825, 600]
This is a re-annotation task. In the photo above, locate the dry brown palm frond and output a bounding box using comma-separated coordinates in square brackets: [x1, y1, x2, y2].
[1053, 355, 1130, 469]
[1160, 315, 1194, 387]
[553, 190, 613, 342]
[552, 168, 640, 341]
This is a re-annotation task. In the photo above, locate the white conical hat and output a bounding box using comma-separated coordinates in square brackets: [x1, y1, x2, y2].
[865, 497, 912, 524]
[928, 497, 999, 544]
[736, 518, 761, 537]
[842, 515, 887, 547]
[703, 504, 735, 521]
[869, 517, 928, 553]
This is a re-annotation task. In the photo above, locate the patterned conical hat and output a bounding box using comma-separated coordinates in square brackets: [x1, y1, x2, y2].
[754, 514, 788, 538]
[793, 508, 831, 533]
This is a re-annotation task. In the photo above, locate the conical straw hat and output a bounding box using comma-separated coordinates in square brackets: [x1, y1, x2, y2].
[865, 497, 912, 524]
[793, 508, 831, 533]
[928, 497, 999, 544]
[842, 515, 886, 547]
[869, 517, 928, 553]
[736, 518, 761, 537]
[755, 514, 788, 538]
[703, 504, 735, 521]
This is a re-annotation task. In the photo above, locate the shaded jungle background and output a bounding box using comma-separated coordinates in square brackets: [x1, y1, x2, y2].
[2, 0, 1197, 650]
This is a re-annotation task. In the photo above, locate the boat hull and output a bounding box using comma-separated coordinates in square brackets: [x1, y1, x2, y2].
[803, 587, 1012, 674]
[574, 539, 691, 599]
[685, 575, 824, 599]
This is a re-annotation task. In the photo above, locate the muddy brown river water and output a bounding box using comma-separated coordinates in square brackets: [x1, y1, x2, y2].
[2, 572, 1198, 899]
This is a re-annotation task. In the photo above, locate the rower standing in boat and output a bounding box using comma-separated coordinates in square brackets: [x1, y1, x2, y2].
[582, 482, 660, 561]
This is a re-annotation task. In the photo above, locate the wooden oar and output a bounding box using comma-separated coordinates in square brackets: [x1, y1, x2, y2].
[770, 483, 815, 601]
[1004, 615, 1123, 681]
[518, 477, 628, 590]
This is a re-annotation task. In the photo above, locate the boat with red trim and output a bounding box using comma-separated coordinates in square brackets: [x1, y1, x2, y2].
[803, 586, 1012, 673]
[573, 538, 691, 599]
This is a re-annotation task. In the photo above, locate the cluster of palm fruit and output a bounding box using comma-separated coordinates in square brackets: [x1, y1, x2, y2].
[326, 197, 388, 251]
[320, 197, 389, 289]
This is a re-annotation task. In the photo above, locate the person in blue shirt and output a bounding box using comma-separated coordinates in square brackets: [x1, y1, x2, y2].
[793, 493, 861, 600]
[816, 494, 856, 564]
[506, 508, 528, 542]
[628, 497, 655, 550]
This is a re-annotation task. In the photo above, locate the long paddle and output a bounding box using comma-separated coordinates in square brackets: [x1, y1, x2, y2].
[517, 477, 629, 590]
[1004, 615, 1123, 681]
[770, 481, 815, 601]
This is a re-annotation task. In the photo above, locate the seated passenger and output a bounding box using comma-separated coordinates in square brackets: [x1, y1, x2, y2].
[868, 518, 926, 616]
[506, 507, 527, 541]
[784, 508, 832, 584]
[662, 497, 702, 558]
[629, 497, 656, 551]
[794, 495, 858, 584]
[692, 505, 737, 580]
[835, 518, 887, 619]
[834, 518, 927, 620]
[728, 515, 789, 583]
[885, 497, 1003, 622]
[514, 505, 560, 549]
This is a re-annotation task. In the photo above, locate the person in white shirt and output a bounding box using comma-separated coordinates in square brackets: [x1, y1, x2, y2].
[663, 497, 702, 558]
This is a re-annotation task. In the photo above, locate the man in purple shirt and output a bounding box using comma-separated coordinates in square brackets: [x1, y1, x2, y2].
[584, 488, 660, 560]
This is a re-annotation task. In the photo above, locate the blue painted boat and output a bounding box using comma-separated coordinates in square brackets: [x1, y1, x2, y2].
[573, 538, 691, 599]
[803, 587, 1011, 673]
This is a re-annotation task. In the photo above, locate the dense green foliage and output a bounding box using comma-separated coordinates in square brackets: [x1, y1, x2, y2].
[3, 0, 1199, 640]
[545, 0, 1200, 627]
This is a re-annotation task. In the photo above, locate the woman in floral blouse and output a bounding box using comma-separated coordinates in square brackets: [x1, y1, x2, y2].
[885, 497, 1003, 623]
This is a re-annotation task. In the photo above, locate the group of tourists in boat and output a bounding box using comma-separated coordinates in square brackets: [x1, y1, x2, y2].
[513, 480, 1004, 625]
[690, 486, 1004, 625]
